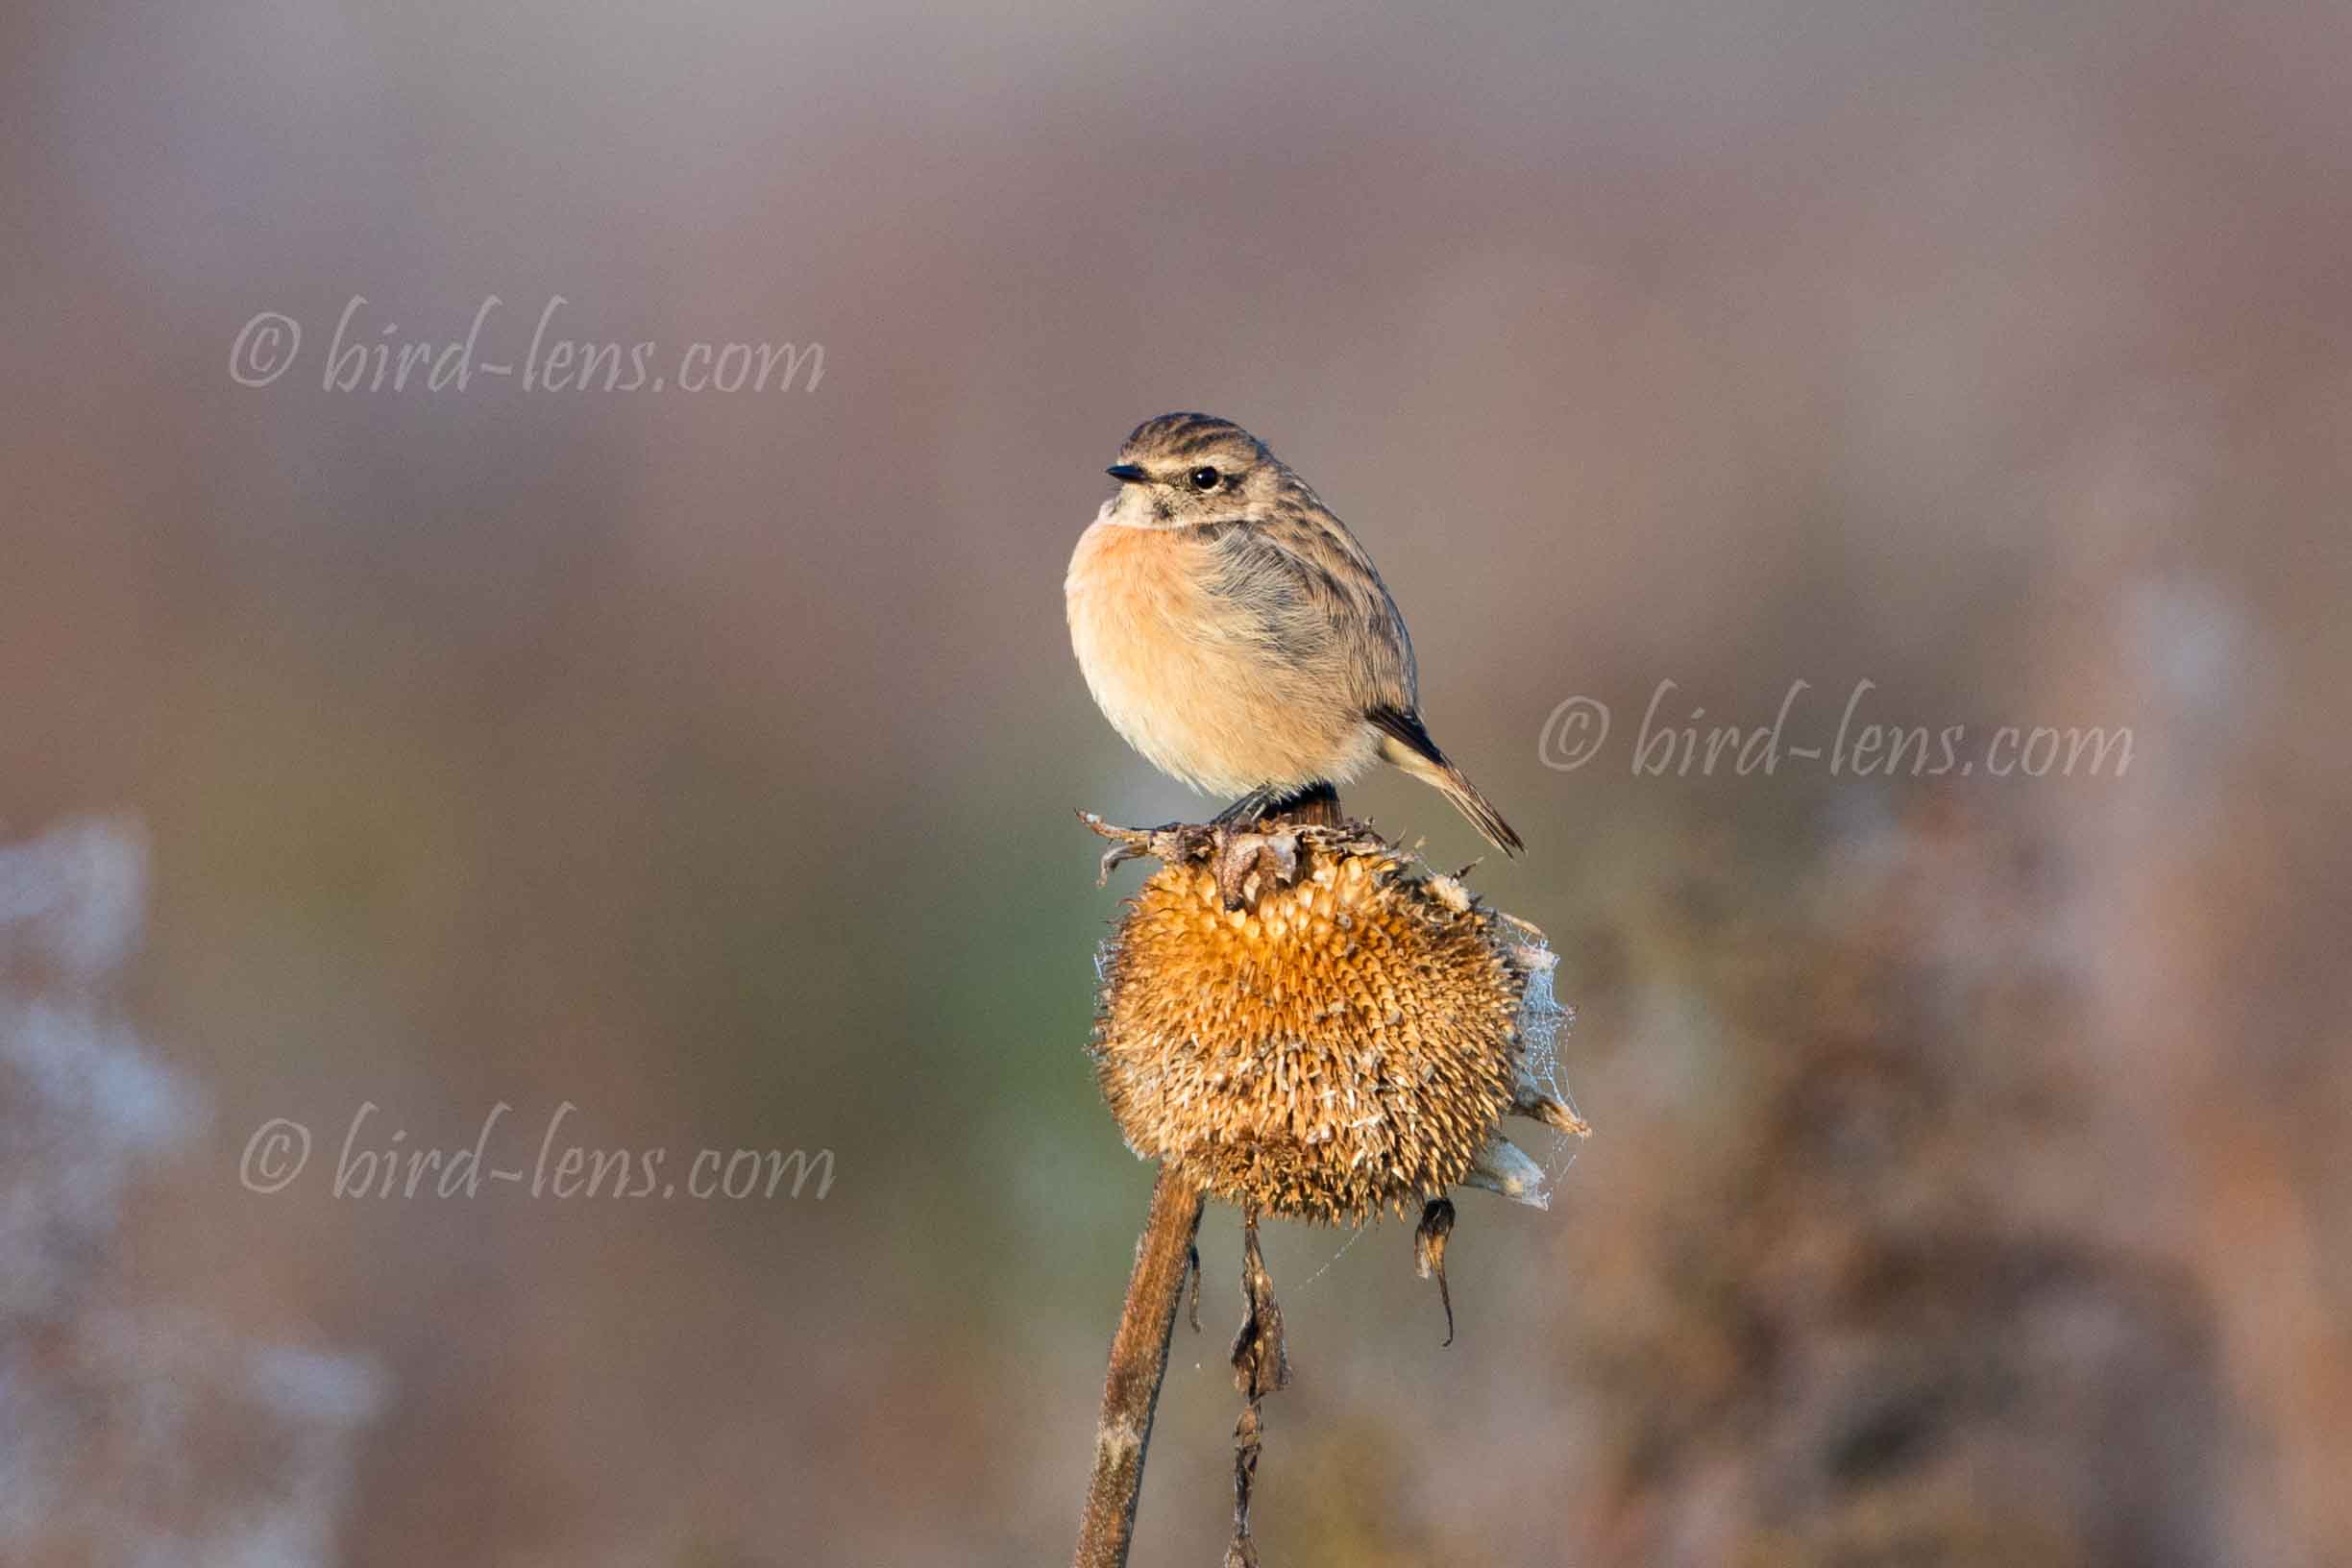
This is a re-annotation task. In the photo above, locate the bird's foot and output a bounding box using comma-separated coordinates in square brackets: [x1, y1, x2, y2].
[1212, 786, 1282, 830]
[1212, 781, 1342, 833]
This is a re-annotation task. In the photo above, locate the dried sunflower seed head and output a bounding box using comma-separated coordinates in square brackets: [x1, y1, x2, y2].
[1089, 820, 1584, 1224]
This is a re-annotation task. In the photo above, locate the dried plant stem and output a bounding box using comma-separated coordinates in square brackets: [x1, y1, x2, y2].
[1073, 789, 1341, 1566]
[1224, 1215, 1290, 1567]
[1074, 1167, 1206, 1568]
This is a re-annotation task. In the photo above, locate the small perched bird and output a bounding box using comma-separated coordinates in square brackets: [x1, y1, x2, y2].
[1066, 412, 1522, 857]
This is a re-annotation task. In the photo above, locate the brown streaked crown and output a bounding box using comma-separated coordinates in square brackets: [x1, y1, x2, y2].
[1116, 411, 1268, 474]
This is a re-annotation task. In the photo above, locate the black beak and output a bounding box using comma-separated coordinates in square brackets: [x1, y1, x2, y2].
[1106, 464, 1148, 484]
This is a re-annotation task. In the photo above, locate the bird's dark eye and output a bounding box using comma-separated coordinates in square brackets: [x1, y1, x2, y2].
[1188, 467, 1221, 491]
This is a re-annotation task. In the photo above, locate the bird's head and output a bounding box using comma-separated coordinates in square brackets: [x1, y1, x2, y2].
[1100, 412, 1300, 528]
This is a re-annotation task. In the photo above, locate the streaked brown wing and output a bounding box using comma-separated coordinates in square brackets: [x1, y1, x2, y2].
[1204, 515, 1418, 712]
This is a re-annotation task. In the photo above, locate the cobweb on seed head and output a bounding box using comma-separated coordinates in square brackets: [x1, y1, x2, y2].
[1512, 930, 1585, 1187]
[1299, 917, 1583, 1292]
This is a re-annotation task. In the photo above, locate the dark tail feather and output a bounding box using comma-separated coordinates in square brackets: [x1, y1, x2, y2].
[1431, 765, 1526, 858]
[1367, 707, 1526, 859]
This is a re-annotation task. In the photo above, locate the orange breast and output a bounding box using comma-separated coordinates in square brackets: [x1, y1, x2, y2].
[1066, 521, 1374, 796]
